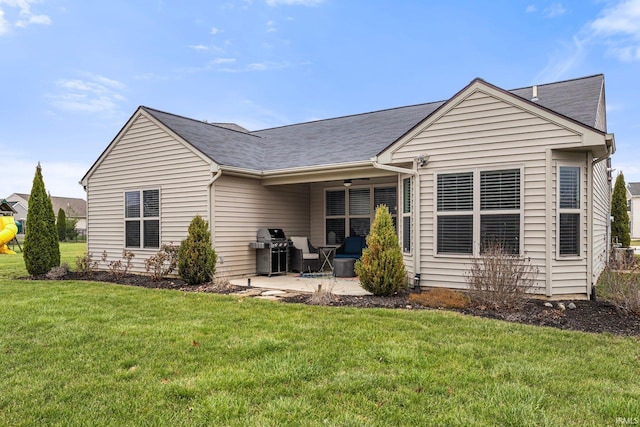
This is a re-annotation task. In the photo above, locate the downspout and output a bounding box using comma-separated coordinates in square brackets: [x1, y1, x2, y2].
[372, 159, 421, 288]
[207, 167, 223, 246]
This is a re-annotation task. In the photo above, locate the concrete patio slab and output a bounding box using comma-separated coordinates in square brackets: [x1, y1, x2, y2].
[230, 273, 372, 296]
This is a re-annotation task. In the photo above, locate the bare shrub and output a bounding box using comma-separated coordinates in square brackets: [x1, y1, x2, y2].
[144, 244, 178, 281]
[76, 252, 99, 276]
[104, 250, 135, 279]
[409, 288, 470, 309]
[465, 242, 538, 310]
[309, 281, 336, 305]
[46, 263, 70, 280]
[599, 258, 640, 316]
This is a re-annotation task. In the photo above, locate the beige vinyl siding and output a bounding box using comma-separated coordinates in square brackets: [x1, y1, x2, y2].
[632, 197, 640, 239]
[213, 175, 310, 277]
[551, 152, 588, 295]
[392, 90, 584, 294]
[86, 113, 211, 273]
[591, 158, 610, 283]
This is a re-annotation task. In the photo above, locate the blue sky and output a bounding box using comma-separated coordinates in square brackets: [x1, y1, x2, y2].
[1, 0, 639, 199]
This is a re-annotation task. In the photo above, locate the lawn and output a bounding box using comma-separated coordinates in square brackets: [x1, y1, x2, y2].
[1, 245, 639, 426]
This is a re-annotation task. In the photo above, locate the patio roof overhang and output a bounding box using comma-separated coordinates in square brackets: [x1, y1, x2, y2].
[220, 160, 400, 186]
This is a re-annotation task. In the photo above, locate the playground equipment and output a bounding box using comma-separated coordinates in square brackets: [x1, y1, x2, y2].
[0, 216, 18, 255]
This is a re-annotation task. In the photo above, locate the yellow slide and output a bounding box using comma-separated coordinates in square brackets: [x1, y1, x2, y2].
[0, 216, 18, 255]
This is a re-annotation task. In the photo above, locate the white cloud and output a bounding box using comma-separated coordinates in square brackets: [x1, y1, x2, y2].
[266, 20, 276, 32]
[210, 26, 222, 35]
[16, 13, 50, 27]
[0, 0, 51, 32]
[544, 3, 567, 18]
[588, 0, 640, 61]
[189, 44, 209, 51]
[47, 73, 126, 115]
[266, 0, 324, 6]
[0, 153, 88, 199]
[534, 35, 586, 82]
[0, 9, 9, 34]
[526, 5, 537, 13]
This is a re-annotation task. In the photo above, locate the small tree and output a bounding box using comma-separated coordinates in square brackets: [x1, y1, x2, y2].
[65, 216, 78, 241]
[56, 208, 66, 241]
[355, 205, 407, 296]
[178, 215, 217, 285]
[611, 172, 630, 247]
[23, 163, 60, 275]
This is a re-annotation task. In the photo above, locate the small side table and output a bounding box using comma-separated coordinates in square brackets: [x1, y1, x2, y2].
[318, 246, 337, 273]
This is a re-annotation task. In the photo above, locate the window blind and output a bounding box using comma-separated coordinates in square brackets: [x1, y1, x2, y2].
[480, 169, 520, 210]
[349, 188, 370, 216]
[437, 172, 473, 211]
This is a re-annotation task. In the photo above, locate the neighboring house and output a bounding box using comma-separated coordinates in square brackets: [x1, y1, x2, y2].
[81, 74, 615, 298]
[6, 200, 27, 234]
[4, 193, 87, 235]
[628, 183, 640, 240]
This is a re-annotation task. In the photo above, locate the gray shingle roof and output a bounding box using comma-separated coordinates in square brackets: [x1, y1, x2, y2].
[628, 183, 640, 196]
[12, 193, 86, 217]
[143, 74, 605, 172]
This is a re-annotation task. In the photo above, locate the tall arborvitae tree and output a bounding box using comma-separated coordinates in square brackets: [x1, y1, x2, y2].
[355, 205, 407, 296]
[23, 163, 60, 275]
[178, 215, 217, 285]
[611, 172, 631, 247]
[56, 208, 67, 241]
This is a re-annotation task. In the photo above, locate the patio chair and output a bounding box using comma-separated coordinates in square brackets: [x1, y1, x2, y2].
[289, 236, 319, 273]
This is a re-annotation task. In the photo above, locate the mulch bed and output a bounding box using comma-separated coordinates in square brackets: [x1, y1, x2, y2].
[43, 271, 640, 338]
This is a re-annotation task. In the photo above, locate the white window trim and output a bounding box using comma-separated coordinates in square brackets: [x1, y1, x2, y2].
[433, 165, 524, 257]
[323, 184, 398, 245]
[556, 163, 583, 260]
[401, 176, 412, 254]
[124, 188, 161, 250]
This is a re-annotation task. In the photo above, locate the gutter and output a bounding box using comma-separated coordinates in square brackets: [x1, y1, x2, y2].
[371, 158, 421, 288]
[207, 166, 223, 244]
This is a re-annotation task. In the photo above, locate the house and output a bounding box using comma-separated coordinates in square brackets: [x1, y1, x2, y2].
[628, 183, 640, 240]
[81, 74, 615, 298]
[4, 193, 87, 236]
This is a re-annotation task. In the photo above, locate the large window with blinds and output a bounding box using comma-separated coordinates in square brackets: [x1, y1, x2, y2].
[437, 172, 473, 254]
[125, 189, 160, 249]
[325, 185, 397, 245]
[558, 166, 580, 256]
[480, 169, 521, 254]
[437, 168, 522, 255]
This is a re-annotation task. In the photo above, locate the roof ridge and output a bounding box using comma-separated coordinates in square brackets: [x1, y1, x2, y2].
[141, 106, 262, 139]
[508, 73, 604, 92]
[253, 100, 446, 132]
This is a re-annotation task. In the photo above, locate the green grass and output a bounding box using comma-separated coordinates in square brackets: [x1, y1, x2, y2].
[1, 247, 639, 426]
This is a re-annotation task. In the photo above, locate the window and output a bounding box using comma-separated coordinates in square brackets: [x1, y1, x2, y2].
[558, 166, 580, 256]
[325, 185, 397, 245]
[402, 178, 411, 252]
[436, 169, 521, 255]
[437, 172, 473, 254]
[125, 189, 160, 248]
[480, 169, 520, 254]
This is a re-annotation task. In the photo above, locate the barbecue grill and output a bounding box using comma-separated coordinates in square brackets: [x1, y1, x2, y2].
[249, 228, 289, 276]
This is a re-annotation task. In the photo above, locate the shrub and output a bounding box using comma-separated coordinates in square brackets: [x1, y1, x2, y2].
[76, 252, 99, 276]
[409, 288, 470, 309]
[178, 215, 217, 285]
[103, 250, 135, 279]
[465, 242, 538, 310]
[598, 259, 640, 316]
[46, 263, 70, 280]
[611, 172, 631, 247]
[309, 281, 336, 305]
[145, 244, 178, 281]
[355, 205, 407, 296]
[23, 163, 60, 275]
[56, 208, 66, 241]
